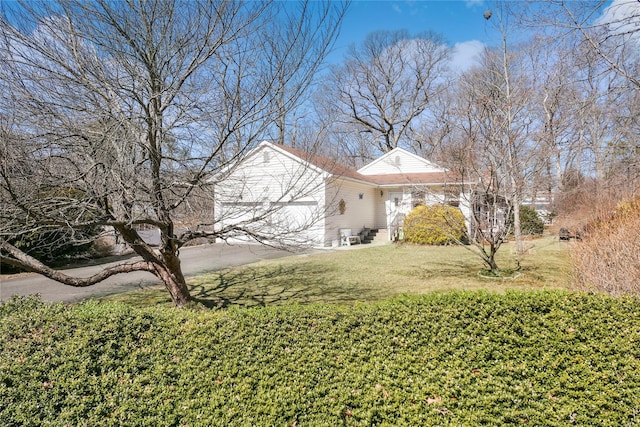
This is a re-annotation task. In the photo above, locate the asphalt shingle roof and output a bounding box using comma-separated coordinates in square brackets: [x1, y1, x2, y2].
[275, 144, 463, 186]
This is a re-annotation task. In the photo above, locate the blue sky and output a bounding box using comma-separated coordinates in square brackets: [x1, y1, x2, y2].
[328, 0, 496, 69]
[337, 0, 493, 48]
[328, 0, 631, 70]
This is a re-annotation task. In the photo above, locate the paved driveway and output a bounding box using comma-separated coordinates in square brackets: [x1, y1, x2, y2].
[0, 243, 311, 303]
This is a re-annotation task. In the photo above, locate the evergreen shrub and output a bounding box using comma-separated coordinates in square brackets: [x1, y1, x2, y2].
[514, 205, 545, 236]
[403, 204, 467, 245]
[2, 292, 640, 426]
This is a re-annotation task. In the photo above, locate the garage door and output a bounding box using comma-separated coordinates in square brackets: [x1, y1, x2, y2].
[219, 200, 322, 245]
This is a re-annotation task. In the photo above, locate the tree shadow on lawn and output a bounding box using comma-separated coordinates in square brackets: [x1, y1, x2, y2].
[190, 263, 382, 309]
[400, 258, 480, 280]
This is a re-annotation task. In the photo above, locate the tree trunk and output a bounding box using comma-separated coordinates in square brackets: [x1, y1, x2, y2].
[486, 243, 500, 273]
[157, 250, 192, 307]
[512, 198, 524, 255]
[116, 225, 193, 307]
[151, 263, 191, 307]
[486, 258, 499, 273]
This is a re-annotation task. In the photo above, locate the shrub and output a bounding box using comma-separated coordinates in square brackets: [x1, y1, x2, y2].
[11, 227, 98, 263]
[403, 204, 467, 245]
[571, 197, 640, 296]
[512, 205, 545, 236]
[2, 292, 640, 426]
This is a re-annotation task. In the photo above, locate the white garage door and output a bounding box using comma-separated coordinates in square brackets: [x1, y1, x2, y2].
[219, 201, 323, 246]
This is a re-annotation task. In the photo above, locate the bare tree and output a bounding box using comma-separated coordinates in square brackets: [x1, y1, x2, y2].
[0, 0, 346, 307]
[516, 0, 640, 89]
[315, 29, 451, 165]
[510, 2, 639, 228]
[466, 5, 541, 256]
[444, 24, 540, 269]
[262, 1, 343, 147]
[448, 63, 514, 273]
[542, 34, 635, 227]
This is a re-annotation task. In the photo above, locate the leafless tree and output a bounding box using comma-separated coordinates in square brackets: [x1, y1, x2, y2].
[468, 6, 541, 256]
[261, 1, 342, 147]
[510, 2, 639, 227]
[443, 14, 542, 269]
[447, 63, 514, 273]
[315, 29, 451, 165]
[0, 0, 346, 307]
[516, 0, 640, 89]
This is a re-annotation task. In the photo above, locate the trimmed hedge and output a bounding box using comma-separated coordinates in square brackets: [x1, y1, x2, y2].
[1, 292, 640, 426]
[403, 204, 467, 245]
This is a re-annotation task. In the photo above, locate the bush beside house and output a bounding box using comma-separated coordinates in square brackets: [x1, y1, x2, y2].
[403, 204, 467, 245]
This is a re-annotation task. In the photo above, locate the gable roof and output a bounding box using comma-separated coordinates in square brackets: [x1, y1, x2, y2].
[272, 142, 372, 183]
[263, 141, 465, 186]
[357, 147, 446, 175]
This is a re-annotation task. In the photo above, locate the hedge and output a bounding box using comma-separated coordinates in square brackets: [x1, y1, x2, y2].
[1, 292, 640, 426]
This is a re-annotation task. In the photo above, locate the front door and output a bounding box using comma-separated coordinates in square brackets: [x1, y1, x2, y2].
[386, 191, 407, 240]
[387, 191, 404, 217]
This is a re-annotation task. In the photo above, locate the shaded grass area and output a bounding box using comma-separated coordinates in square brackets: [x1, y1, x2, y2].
[104, 237, 571, 308]
[2, 292, 639, 426]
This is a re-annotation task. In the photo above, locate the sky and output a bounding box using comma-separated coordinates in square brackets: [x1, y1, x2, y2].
[337, 0, 494, 48]
[328, 0, 500, 69]
[327, 0, 636, 71]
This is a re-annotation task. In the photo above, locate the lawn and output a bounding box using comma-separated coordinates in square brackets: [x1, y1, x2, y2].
[103, 236, 572, 308]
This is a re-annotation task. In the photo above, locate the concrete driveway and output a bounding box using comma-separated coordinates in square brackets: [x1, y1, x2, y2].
[0, 243, 312, 303]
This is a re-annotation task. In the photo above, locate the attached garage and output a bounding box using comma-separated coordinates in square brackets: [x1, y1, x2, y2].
[217, 199, 324, 246]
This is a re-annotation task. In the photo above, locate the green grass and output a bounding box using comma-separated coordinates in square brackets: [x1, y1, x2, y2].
[2, 292, 639, 426]
[103, 236, 571, 308]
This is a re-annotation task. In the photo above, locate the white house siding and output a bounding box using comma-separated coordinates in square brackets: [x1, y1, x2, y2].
[215, 144, 327, 245]
[215, 141, 473, 247]
[424, 190, 446, 205]
[384, 189, 413, 237]
[458, 191, 473, 236]
[324, 179, 377, 246]
[358, 148, 445, 175]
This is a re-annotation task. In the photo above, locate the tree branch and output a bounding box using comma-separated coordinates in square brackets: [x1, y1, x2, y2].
[1, 238, 155, 287]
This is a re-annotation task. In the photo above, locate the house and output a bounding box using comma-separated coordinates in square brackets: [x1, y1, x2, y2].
[214, 141, 474, 247]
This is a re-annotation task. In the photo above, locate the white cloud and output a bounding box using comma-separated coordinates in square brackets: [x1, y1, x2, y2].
[450, 40, 485, 73]
[465, 0, 485, 8]
[593, 0, 640, 65]
[595, 0, 640, 44]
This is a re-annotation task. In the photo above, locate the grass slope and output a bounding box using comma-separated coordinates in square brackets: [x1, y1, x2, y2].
[2, 292, 639, 426]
